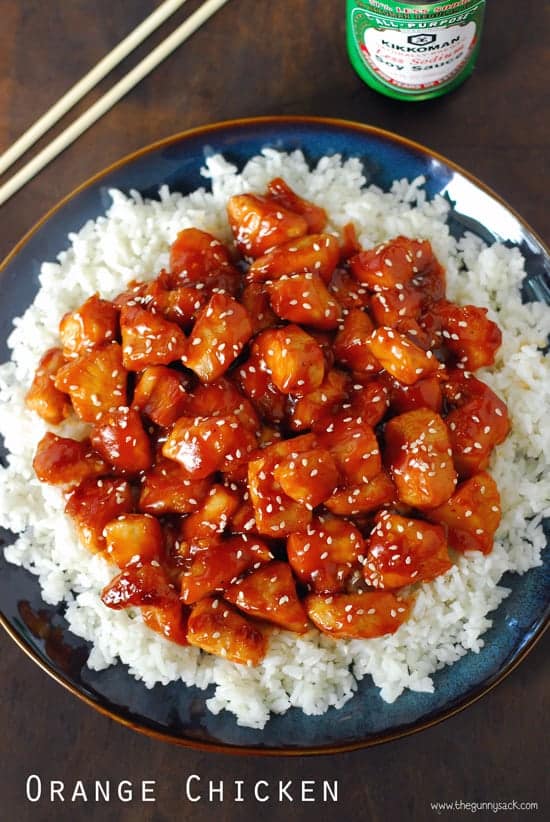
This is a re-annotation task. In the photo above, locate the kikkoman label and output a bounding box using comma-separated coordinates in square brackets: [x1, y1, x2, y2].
[346, 0, 486, 101]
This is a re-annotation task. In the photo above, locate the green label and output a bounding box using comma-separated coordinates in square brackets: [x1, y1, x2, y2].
[347, 0, 486, 99]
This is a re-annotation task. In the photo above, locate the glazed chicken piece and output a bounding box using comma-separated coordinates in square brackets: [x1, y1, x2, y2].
[364, 511, 451, 589]
[426, 471, 502, 554]
[305, 591, 411, 639]
[103, 513, 164, 568]
[443, 370, 510, 478]
[91, 406, 153, 474]
[266, 177, 327, 233]
[384, 408, 457, 509]
[139, 458, 211, 515]
[26, 347, 72, 425]
[54, 343, 128, 423]
[349, 236, 434, 289]
[162, 414, 256, 479]
[180, 483, 241, 541]
[333, 309, 380, 375]
[187, 596, 267, 665]
[59, 294, 119, 359]
[183, 294, 253, 383]
[248, 233, 339, 284]
[247, 434, 315, 537]
[227, 193, 308, 257]
[225, 560, 310, 633]
[169, 227, 237, 283]
[365, 326, 439, 385]
[268, 273, 341, 330]
[324, 472, 396, 517]
[255, 325, 325, 395]
[180, 534, 273, 604]
[65, 476, 133, 552]
[288, 368, 349, 432]
[132, 366, 189, 428]
[287, 514, 365, 594]
[33, 433, 108, 487]
[273, 447, 340, 508]
[423, 301, 502, 370]
[120, 304, 187, 370]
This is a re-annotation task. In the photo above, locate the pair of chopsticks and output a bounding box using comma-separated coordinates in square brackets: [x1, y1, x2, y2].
[0, 0, 230, 208]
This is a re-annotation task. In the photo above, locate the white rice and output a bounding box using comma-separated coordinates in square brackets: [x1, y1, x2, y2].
[0, 149, 549, 729]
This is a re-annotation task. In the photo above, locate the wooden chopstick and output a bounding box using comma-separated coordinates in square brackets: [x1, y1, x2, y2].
[0, 0, 190, 178]
[0, 0, 230, 209]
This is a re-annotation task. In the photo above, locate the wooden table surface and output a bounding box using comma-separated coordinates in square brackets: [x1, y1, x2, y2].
[1, 1, 548, 819]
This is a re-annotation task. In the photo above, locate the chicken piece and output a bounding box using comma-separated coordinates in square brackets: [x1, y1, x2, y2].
[273, 447, 340, 508]
[248, 234, 339, 284]
[138, 276, 209, 328]
[333, 309, 380, 375]
[385, 408, 457, 509]
[169, 227, 236, 283]
[247, 434, 315, 537]
[364, 511, 451, 589]
[339, 222, 362, 261]
[33, 433, 108, 487]
[443, 371, 510, 478]
[185, 378, 260, 433]
[324, 472, 396, 517]
[227, 193, 308, 257]
[255, 324, 325, 395]
[317, 417, 381, 484]
[350, 236, 433, 289]
[268, 273, 341, 330]
[180, 535, 273, 604]
[329, 268, 371, 310]
[120, 304, 187, 371]
[59, 294, 119, 359]
[426, 471, 501, 554]
[183, 294, 253, 383]
[365, 326, 439, 385]
[336, 379, 390, 429]
[142, 602, 189, 645]
[101, 563, 178, 609]
[225, 561, 310, 633]
[305, 591, 411, 639]
[267, 177, 327, 233]
[370, 283, 423, 327]
[65, 477, 133, 553]
[287, 514, 364, 594]
[54, 343, 128, 423]
[90, 406, 152, 474]
[236, 347, 288, 425]
[427, 301, 502, 370]
[132, 366, 189, 428]
[180, 484, 241, 541]
[139, 458, 211, 515]
[162, 414, 255, 479]
[229, 499, 259, 535]
[103, 513, 164, 568]
[288, 369, 349, 432]
[26, 348, 71, 425]
[241, 283, 278, 334]
[381, 372, 443, 416]
[187, 597, 267, 665]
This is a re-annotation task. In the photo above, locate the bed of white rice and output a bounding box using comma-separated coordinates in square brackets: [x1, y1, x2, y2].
[0, 149, 549, 730]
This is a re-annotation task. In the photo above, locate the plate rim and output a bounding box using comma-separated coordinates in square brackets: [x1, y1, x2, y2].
[1, 114, 548, 756]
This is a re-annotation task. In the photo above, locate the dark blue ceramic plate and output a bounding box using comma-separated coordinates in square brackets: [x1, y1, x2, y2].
[1, 117, 548, 754]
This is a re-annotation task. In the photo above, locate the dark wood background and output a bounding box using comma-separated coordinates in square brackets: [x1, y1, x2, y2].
[0, 1, 548, 819]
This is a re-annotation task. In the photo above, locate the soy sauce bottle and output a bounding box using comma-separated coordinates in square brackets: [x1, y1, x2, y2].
[346, 0, 486, 101]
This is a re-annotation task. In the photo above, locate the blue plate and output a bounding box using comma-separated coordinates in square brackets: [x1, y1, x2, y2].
[1, 117, 548, 754]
